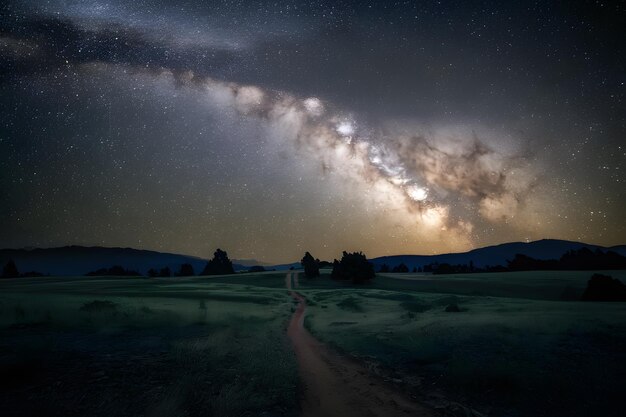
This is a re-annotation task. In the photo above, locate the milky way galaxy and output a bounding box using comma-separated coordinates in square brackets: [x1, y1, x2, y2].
[1, 1, 624, 262]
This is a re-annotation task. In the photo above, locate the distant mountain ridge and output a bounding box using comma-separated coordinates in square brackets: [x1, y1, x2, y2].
[370, 239, 626, 270]
[0, 246, 246, 276]
[2, 239, 625, 276]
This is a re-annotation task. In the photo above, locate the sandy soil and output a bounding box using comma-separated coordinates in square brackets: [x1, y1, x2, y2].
[286, 272, 436, 417]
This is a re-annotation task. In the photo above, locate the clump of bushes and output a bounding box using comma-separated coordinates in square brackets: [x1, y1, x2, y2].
[581, 274, 626, 301]
[86, 266, 141, 276]
[331, 251, 375, 284]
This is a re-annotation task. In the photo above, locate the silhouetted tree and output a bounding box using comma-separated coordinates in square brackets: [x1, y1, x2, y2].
[379, 264, 390, 273]
[392, 263, 409, 273]
[301, 252, 320, 278]
[202, 248, 235, 275]
[581, 274, 626, 301]
[418, 266, 423, 273]
[147, 268, 158, 277]
[331, 251, 375, 284]
[412, 266, 417, 273]
[177, 263, 195, 277]
[2, 259, 19, 278]
[159, 267, 171, 277]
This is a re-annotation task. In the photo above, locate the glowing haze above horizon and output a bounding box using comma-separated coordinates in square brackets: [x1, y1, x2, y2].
[1, 1, 624, 263]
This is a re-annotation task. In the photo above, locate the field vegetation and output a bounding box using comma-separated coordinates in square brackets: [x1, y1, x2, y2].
[0, 273, 298, 417]
[296, 271, 626, 416]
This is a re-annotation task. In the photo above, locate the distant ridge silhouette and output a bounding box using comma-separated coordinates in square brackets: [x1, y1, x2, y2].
[0, 246, 245, 276]
[370, 239, 626, 270]
[1, 239, 624, 276]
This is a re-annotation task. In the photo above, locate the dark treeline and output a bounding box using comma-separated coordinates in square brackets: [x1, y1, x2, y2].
[381, 247, 626, 275]
[379, 263, 423, 273]
[1, 248, 239, 279]
[86, 266, 142, 276]
[1, 259, 45, 278]
[148, 267, 172, 277]
[300, 251, 375, 284]
[148, 248, 236, 277]
[331, 251, 375, 284]
[510, 248, 626, 271]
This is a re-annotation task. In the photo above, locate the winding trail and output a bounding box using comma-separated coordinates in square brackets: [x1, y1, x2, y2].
[286, 272, 435, 417]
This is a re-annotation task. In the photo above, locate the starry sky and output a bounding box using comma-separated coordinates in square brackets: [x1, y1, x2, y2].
[1, 1, 624, 263]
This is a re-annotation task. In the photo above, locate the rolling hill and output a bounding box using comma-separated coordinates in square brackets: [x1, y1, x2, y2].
[2, 239, 625, 276]
[0, 246, 247, 276]
[370, 239, 626, 270]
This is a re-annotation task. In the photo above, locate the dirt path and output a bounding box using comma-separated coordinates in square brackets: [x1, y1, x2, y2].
[286, 272, 435, 417]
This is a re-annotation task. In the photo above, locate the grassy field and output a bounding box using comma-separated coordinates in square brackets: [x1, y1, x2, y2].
[2, 270, 625, 417]
[295, 271, 626, 417]
[0, 273, 298, 417]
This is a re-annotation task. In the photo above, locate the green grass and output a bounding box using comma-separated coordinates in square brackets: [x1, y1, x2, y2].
[296, 271, 626, 417]
[299, 270, 626, 300]
[0, 274, 298, 417]
[2, 270, 626, 417]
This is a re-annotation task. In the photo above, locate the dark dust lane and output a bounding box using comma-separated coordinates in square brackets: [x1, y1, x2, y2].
[286, 272, 435, 417]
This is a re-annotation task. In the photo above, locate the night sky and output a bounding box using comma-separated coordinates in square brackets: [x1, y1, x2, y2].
[1, 1, 624, 263]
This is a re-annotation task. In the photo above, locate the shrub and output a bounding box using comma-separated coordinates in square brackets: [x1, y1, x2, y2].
[581, 274, 626, 301]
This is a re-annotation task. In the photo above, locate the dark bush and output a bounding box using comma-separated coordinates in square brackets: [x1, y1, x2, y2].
[86, 266, 141, 276]
[581, 274, 626, 301]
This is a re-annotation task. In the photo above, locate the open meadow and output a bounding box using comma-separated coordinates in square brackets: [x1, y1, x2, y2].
[0, 273, 299, 417]
[295, 270, 626, 417]
[1, 270, 626, 417]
